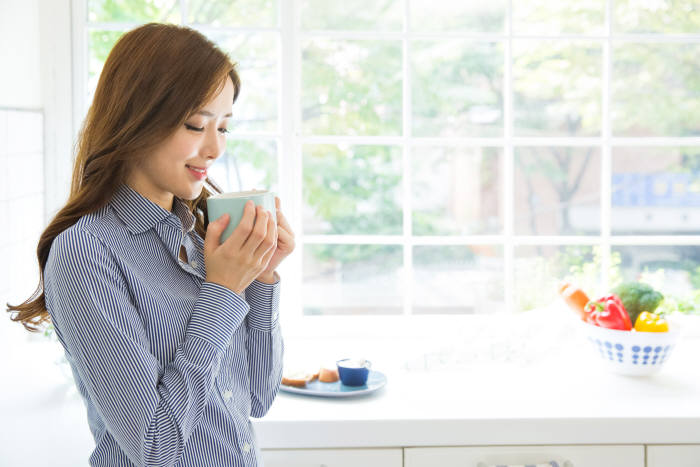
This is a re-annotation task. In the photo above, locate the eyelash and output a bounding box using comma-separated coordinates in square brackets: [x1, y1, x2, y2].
[185, 123, 229, 134]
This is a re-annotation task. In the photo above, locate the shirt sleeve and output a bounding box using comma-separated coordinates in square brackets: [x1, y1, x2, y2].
[44, 227, 250, 467]
[244, 275, 284, 418]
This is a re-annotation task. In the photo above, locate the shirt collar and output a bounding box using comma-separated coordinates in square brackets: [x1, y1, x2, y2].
[111, 183, 196, 235]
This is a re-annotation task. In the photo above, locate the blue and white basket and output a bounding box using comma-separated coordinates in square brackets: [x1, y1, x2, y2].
[580, 319, 680, 376]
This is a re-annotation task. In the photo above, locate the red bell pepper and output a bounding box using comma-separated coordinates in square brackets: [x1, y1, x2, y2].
[584, 294, 633, 330]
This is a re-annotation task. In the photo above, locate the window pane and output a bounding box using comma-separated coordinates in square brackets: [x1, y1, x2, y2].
[412, 146, 502, 235]
[204, 32, 279, 133]
[515, 147, 601, 235]
[303, 144, 402, 235]
[209, 139, 278, 193]
[303, 244, 403, 315]
[187, 0, 276, 27]
[612, 43, 700, 137]
[412, 41, 503, 137]
[513, 0, 605, 35]
[612, 148, 700, 235]
[515, 245, 600, 312]
[409, 0, 505, 33]
[301, 39, 402, 136]
[514, 41, 602, 136]
[88, 0, 180, 23]
[614, 0, 700, 33]
[612, 245, 700, 297]
[87, 29, 125, 104]
[301, 0, 402, 31]
[413, 245, 505, 314]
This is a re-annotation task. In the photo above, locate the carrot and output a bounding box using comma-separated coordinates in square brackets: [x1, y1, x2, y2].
[558, 282, 590, 320]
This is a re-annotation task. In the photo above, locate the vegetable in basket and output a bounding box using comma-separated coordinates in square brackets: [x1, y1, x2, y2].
[558, 282, 590, 320]
[611, 282, 664, 325]
[634, 311, 669, 332]
[585, 294, 633, 331]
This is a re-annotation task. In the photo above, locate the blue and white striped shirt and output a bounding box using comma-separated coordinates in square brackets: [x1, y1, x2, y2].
[43, 183, 283, 466]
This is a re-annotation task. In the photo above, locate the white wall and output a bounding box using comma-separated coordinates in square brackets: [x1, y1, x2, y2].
[0, 0, 94, 465]
[0, 0, 42, 109]
[0, 0, 45, 315]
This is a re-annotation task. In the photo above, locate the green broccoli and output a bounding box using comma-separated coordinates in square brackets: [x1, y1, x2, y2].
[612, 281, 664, 325]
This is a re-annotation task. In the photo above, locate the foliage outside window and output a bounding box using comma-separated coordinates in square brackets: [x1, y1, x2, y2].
[79, 0, 700, 320]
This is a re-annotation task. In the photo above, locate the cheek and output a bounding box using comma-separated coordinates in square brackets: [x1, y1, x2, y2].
[157, 129, 198, 161]
[170, 131, 199, 158]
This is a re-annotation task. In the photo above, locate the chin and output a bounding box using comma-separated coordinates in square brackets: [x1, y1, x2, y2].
[179, 184, 204, 201]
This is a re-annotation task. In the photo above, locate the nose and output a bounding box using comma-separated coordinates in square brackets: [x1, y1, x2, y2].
[201, 126, 224, 160]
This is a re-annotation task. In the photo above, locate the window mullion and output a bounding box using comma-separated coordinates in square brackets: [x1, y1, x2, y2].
[280, 0, 303, 320]
[601, 0, 613, 290]
[504, 0, 515, 313]
[402, 0, 412, 316]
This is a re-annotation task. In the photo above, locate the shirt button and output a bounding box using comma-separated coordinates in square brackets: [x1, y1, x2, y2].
[190, 259, 198, 268]
[223, 390, 233, 401]
[242, 442, 251, 453]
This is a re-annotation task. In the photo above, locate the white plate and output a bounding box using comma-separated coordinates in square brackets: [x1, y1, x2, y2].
[279, 370, 387, 398]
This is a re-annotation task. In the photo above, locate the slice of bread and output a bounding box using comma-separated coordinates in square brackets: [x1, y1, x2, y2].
[318, 366, 339, 383]
[281, 372, 315, 388]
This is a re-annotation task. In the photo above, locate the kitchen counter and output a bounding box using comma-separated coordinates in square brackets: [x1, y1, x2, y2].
[254, 331, 700, 448]
[3, 308, 699, 466]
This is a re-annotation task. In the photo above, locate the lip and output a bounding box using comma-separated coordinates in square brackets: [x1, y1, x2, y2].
[186, 164, 207, 181]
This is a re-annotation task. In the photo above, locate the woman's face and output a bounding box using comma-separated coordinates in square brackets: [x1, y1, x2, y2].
[127, 76, 234, 211]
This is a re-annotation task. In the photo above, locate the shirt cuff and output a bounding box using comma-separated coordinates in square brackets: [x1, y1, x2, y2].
[187, 282, 250, 353]
[245, 275, 281, 332]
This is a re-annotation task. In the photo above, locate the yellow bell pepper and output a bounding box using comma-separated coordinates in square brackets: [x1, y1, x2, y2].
[634, 311, 669, 332]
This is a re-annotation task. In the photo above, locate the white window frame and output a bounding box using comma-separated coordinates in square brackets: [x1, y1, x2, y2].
[65, 0, 700, 339]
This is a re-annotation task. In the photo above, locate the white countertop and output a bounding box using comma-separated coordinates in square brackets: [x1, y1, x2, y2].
[2, 307, 699, 466]
[254, 325, 700, 449]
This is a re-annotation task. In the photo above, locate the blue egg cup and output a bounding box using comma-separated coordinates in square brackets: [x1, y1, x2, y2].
[336, 359, 371, 386]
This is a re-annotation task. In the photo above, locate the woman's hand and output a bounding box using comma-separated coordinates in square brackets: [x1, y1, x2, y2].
[257, 196, 295, 283]
[204, 201, 277, 295]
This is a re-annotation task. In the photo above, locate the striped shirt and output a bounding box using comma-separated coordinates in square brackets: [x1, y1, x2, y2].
[43, 183, 283, 466]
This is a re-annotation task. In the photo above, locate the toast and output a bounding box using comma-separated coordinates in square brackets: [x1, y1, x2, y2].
[318, 366, 339, 383]
[281, 371, 317, 388]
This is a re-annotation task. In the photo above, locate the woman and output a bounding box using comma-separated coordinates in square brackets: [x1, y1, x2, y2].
[7, 23, 294, 466]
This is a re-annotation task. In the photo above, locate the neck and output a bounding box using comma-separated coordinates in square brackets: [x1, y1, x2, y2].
[125, 175, 174, 212]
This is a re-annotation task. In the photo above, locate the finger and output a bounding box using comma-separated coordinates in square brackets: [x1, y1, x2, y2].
[242, 205, 269, 254]
[204, 213, 230, 254]
[275, 209, 293, 234]
[275, 196, 280, 211]
[260, 231, 277, 266]
[276, 226, 291, 245]
[225, 200, 256, 251]
[255, 211, 277, 258]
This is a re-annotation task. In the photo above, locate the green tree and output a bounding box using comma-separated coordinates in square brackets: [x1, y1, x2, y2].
[87, 0, 700, 313]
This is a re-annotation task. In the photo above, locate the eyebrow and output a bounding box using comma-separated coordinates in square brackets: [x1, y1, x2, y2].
[197, 110, 233, 118]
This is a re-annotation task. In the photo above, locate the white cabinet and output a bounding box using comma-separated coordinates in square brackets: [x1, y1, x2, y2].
[261, 444, 700, 467]
[404, 445, 644, 467]
[262, 448, 402, 467]
[647, 445, 700, 467]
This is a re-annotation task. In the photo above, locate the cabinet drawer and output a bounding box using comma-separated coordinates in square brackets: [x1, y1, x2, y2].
[262, 448, 402, 467]
[647, 445, 700, 467]
[404, 445, 643, 467]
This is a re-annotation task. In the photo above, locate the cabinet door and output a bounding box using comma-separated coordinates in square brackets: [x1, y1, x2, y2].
[404, 445, 643, 467]
[647, 445, 700, 467]
[262, 448, 402, 467]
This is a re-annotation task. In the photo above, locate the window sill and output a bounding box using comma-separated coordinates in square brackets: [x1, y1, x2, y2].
[280, 303, 700, 374]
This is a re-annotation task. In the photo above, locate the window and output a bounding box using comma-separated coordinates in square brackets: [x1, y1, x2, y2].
[75, 0, 700, 330]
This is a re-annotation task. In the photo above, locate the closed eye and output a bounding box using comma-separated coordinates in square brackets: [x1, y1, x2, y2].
[185, 123, 230, 134]
[184, 123, 203, 132]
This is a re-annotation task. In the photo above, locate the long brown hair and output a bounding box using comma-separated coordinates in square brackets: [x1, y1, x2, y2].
[7, 23, 241, 332]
